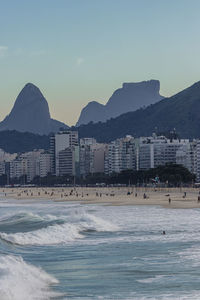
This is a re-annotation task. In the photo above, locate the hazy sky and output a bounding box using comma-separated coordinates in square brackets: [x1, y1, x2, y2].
[1, 0, 200, 125]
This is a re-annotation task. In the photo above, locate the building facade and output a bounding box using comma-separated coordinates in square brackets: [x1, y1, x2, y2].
[50, 131, 79, 176]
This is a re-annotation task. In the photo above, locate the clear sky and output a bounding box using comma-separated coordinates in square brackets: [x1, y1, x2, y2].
[1, 0, 200, 125]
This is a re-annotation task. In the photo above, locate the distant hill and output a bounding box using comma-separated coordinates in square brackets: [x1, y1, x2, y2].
[76, 80, 164, 126]
[0, 83, 68, 135]
[0, 130, 49, 153]
[76, 81, 200, 142]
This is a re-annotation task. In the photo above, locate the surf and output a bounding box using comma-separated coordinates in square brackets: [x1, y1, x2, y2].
[0, 255, 62, 300]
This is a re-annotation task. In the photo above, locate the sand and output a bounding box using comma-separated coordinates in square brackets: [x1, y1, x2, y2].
[0, 186, 200, 209]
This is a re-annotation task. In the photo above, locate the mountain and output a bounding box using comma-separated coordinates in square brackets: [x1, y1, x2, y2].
[76, 80, 164, 126]
[0, 130, 49, 154]
[76, 80, 200, 142]
[0, 83, 68, 135]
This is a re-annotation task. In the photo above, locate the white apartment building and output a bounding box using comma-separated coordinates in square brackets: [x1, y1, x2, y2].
[9, 156, 27, 180]
[138, 135, 190, 170]
[0, 149, 17, 163]
[105, 136, 136, 175]
[36, 152, 51, 178]
[50, 131, 79, 176]
[9, 150, 48, 182]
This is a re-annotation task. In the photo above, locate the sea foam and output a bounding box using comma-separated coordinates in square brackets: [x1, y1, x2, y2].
[0, 210, 118, 246]
[0, 255, 61, 300]
[0, 222, 83, 245]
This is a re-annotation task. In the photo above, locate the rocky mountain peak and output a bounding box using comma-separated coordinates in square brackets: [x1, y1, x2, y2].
[76, 79, 163, 126]
[0, 83, 68, 135]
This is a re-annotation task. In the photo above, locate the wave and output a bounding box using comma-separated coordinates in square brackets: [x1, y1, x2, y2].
[0, 211, 61, 224]
[0, 211, 118, 246]
[0, 211, 45, 224]
[0, 211, 63, 234]
[78, 213, 118, 232]
[0, 255, 61, 300]
[0, 223, 83, 246]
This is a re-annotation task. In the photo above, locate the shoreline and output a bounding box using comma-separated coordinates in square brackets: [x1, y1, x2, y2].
[1, 187, 200, 209]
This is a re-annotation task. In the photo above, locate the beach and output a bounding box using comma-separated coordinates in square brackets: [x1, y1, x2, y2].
[1, 186, 200, 209]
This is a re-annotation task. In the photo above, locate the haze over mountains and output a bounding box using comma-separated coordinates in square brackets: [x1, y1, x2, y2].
[76, 80, 164, 126]
[0, 83, 68, 135]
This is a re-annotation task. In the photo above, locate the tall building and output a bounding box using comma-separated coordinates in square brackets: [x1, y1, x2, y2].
[105, 136, 136, 175]
[80, 138, 107, 176]
[193, 141, 200, 182]
[79, 138, 96, 176]
[36, 152, 51, 178]
[90, 143, 108, 174]
[9, 156, 27, 180]
[50, 131, 79, 176]
[80, 144, 91, 176]
[0, 161, 5, 176]
[138, 143, 154, 170]
[25, 150, 43, 182]
[176, 143, 195, 174]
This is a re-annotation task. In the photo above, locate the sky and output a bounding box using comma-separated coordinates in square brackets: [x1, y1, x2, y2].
[1, 0, 200, 125]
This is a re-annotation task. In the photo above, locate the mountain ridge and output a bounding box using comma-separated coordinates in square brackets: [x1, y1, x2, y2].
[76, 80, 200, 142]
[76, 80, 164, 126]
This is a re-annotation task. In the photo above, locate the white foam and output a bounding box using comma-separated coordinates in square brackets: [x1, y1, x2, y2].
[133, 292, 200, 300]
[80, 213, 119, 232]
[137, 275, 166, 284]
[0, 208, 119, 246]
[0, 211, 58, 225]
[0, 255, 61, 300]
[0, 222, 83, 245]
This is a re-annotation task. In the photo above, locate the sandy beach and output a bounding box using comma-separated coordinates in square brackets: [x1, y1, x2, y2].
[1, 186, 200, 209]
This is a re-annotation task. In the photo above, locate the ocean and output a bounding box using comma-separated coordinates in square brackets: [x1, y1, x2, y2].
[0, 197, 200, 299]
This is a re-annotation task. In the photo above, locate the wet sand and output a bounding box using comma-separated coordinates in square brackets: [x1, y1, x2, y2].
[1, 187, 200, 209]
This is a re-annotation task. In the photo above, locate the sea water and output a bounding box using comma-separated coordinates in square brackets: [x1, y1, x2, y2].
[0, 198, 200, 299]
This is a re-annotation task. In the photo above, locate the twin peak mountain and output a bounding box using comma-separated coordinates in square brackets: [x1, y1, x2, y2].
[0, 80, 163, 135]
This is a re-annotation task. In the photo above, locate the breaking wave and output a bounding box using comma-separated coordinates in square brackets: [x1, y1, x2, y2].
[0, 210, 118, 246]
[0, 255, 61, 300]
[0, 212, 62, 233]
[0, 223, 83, 245]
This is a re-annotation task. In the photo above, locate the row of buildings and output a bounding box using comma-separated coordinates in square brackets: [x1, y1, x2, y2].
[0, 131, 200, 183]
[0, 149, 51, 183]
